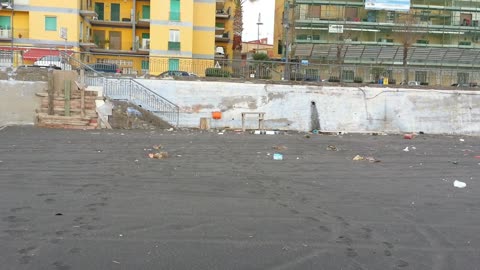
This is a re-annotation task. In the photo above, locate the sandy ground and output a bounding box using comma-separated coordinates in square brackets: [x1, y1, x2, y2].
[0, 126, 479, 270]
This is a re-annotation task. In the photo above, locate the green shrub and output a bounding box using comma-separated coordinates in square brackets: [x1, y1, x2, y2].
[353, 77, 363, 83]
[328, 76, 340, 82]
[205, 68, 231, 77]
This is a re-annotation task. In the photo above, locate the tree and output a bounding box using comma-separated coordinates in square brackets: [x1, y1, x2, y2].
[232, 0, 246, 58]
[398, 12, 420, 83]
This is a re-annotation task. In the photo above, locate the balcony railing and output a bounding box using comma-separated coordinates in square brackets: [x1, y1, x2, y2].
[0, 28, 29, 39]
[0, 29, 11, 39]
[168, 41, 181, 51]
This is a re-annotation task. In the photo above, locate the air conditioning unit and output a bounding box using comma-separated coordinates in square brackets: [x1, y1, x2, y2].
[142, 38, 150, 49]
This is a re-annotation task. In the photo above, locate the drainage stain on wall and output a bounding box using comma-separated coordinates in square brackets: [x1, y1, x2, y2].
[311, 101, 321, 131]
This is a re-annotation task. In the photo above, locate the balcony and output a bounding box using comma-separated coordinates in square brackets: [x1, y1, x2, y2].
[0, 28, 29, 40]
[216, 7, 230, 19]
[90, 17, 133, 27]
[216, 0, 225, 10]
[294, 15, 480, 34]
[0, 29, 11, 40]
[294, 0, 480, 12]
[79, 36, 97, 49]
[137, 18, 150, 28]
[139, 38, 150, 51]
[168, 41, 181, 51]
[0, 0, 13, 9]
[79, 0, 97, 17]
[215, 32, 230, 42]
[90, 41, 149, 55]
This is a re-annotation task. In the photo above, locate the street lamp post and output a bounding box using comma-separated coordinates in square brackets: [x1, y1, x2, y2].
[7, 1, 14, 67]
[256, 13, 263, 52]
[283, 24, 290, 81]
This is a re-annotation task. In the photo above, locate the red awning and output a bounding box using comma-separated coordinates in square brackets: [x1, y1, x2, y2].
[22, 48, 73, 61]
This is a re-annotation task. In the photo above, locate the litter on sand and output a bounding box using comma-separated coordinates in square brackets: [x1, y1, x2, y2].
[273, 153, 284, 160]
[272, 145, 288, 151]
[152, 144, 163, 150]
[404, 134, 414, 140]
[365, 156, 381, 163]
[353, 155, 365, 161]
[459, 138, 465, 142]
[148, 152, 169, 159]
[353, 155, 380, 163]
[403, 147, 409, 152]
[453, 180, 467, 189]
[327, 145, 338, 151]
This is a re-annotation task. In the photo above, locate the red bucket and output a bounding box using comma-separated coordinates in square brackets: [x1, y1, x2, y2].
[212, 111, 222, 120]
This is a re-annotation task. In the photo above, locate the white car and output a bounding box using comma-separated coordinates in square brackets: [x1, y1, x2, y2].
[34, 55, 72, 70]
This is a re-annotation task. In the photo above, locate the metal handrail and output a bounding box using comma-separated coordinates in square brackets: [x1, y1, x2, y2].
[60, 52, 180, 126]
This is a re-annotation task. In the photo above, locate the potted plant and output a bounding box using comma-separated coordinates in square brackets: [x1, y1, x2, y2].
[104, 39, 110, 49]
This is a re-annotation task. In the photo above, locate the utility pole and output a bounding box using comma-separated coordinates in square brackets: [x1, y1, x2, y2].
[131, 0, 136, 51]
[256, 13, 263, 51]
[282, 0, 290, 81]
[9, 0, 14, 67]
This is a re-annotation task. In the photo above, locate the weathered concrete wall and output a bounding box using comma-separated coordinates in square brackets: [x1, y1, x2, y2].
[0, 81, 47, 126]
[139, 80, 480, 135]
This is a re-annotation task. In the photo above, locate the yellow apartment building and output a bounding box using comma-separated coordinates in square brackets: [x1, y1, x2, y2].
[0, 0, 225, 75]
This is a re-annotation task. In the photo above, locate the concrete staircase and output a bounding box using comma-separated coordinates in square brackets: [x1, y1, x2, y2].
[63, 53, 180, 127]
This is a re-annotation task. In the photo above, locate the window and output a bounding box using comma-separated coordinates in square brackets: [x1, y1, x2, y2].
[342, 70, 355, 82]
[141, 60, 149, 71]
[386, 11, 396, 23]
[0, 16, 11, 30]
[420, 11, 430, 22]
[415, 71, 427, 83]
[170, 0, 180, 21]
[45, 16, 57, 31]
[277, 40, 283, 54]
[142, 5, 150, 19]
[307, 5, 321, 19]
[111, 3, 120, 21]
[168, 30, 180, 50]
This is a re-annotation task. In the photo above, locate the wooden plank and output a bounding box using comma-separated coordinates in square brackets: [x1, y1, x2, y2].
[47, 71, 54, 115]
[81, 86, 85, 118]
[64, 80, 71, 117]
[199, 117, 209, 130]
[96, 109, 112, 129]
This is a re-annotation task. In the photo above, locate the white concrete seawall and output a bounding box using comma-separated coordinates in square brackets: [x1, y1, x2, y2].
[0, 81, 47, 126]
[2, 79, 479, 135]
[139, 80, 480, 135]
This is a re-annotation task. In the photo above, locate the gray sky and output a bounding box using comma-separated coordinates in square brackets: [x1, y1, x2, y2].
[242, 0, 275, 44]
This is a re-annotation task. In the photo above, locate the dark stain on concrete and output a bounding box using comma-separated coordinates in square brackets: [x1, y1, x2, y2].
[265, 118, 293, 125]
[220, 96, 258, 111]
[267, 92, 285, 101]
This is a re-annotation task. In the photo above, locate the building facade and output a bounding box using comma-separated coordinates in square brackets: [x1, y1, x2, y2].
[273, 0, 480, 84]
[0, 0, 228, 75]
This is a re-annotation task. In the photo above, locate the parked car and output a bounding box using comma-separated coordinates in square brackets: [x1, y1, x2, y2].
[87, 63, 121, 73]
[156, 70, 198, 78]
[33, 55, 72, 70]
[451, 82, 478, 87]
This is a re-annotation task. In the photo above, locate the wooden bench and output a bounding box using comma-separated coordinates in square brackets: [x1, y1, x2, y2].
[241, 112, 265, 132]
